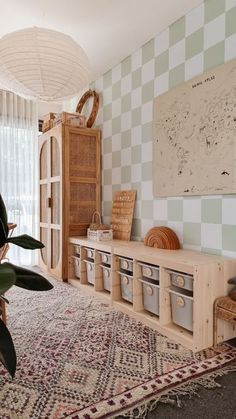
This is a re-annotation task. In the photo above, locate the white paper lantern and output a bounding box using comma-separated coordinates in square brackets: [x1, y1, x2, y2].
[0, 27, 90, 101]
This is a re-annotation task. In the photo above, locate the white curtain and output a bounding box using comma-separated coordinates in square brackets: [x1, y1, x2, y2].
[0, 90, 38, 265]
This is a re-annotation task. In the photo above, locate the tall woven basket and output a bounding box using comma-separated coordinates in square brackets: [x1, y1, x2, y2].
[87, 211, 113, 241]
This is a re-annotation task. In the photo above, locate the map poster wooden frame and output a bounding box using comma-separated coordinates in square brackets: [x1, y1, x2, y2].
[153, 58, 236, 197]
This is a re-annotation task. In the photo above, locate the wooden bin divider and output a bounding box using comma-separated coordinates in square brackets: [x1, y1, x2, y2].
[159, 267, 172, 326]
[79, 247, 88, 285]
[133, 261, 144, 312]
[94, 250, 104, 292]
[111, 255, 122, 302]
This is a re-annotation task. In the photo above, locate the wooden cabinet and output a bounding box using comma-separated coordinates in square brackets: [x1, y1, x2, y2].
[39, 125, 100, 280]
[68, 237, 236, 351]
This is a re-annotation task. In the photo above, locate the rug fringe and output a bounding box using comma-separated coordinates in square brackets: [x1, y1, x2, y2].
[117, 363, 236, 419]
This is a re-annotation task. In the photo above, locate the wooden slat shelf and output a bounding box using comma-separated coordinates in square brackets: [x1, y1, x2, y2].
[165, 323, 193, 340]
[96, 289, 112, 298]
[134, 309, 160, 324]
[113, 300, 135, 314]
[68, 237, 236, 352]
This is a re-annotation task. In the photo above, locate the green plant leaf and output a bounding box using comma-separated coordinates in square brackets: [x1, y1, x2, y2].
[7, 234, 45, 249]
[3, 263, 53, 291]
[0, 264, 16, 294]
[0, 195, 8, 237]
[0, 219, 7, 247]
[0, 318, 16, 377]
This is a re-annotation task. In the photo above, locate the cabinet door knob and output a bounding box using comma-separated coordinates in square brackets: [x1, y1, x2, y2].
[88, 250, 93, 258]
[146, 285, 153, 296]
[144, 267, 152, 277]
[176, 296, 185, 307]
[47, 197, 52, 208]
[122, 276, 129, 285]
[123, 260, 129, 269]
[176, 275, 185, 287]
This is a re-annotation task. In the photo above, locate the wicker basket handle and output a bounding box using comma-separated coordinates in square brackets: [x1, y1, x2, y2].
[92, 211, 101, 224]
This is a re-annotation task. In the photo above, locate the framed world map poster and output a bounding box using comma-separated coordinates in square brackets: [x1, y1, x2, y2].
[153, 58, 236, 197]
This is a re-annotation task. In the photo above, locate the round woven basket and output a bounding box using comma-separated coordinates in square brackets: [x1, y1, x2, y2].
[89, 211, 110, 231]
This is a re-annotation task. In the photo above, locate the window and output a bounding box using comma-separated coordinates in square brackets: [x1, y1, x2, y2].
[0, 90, 38, 265]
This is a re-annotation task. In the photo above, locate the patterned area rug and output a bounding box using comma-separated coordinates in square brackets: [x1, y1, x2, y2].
[0, 278, 235, 419]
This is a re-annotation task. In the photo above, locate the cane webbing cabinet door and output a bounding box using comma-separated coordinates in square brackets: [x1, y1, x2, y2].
[39, 126, 62, 279]
[39, 124, 100, 280]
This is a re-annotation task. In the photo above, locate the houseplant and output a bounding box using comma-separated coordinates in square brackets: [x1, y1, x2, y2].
[0, 194, 53, 377]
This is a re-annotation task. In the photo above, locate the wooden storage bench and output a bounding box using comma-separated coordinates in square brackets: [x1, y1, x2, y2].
[68, 237, 236, 352]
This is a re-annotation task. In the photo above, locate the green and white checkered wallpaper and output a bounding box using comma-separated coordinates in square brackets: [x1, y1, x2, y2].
[68, 0, 236, 257]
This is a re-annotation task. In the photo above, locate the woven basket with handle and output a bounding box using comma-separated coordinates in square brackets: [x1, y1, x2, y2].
[89, 211, 110, 231]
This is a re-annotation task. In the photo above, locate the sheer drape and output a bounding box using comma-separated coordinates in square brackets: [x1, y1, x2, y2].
[0, 90, 38, 265]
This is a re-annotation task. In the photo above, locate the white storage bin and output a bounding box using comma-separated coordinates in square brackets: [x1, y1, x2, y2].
[118, 257, 133, 273]
[71, 255, 80, 279]
[139, 277, 160, 316]
[168, 287, 193, 332]
[118, 271, 133, 303]
[87, 229, 113, 241]
[100, 265, 111, 292]
[74, 245, 80, 256]
[85, 248, 95, 260]
[138, 262, 159, 280]
[167, 269, 193, 291]
[84, 260, 95, 285]
[99, 251, 111, 266]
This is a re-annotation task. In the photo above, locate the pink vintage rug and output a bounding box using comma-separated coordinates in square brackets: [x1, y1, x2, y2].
[0, 277, 235, 419]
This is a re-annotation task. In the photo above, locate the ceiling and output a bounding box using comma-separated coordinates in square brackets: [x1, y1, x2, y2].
[1, 0, 203, 83]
